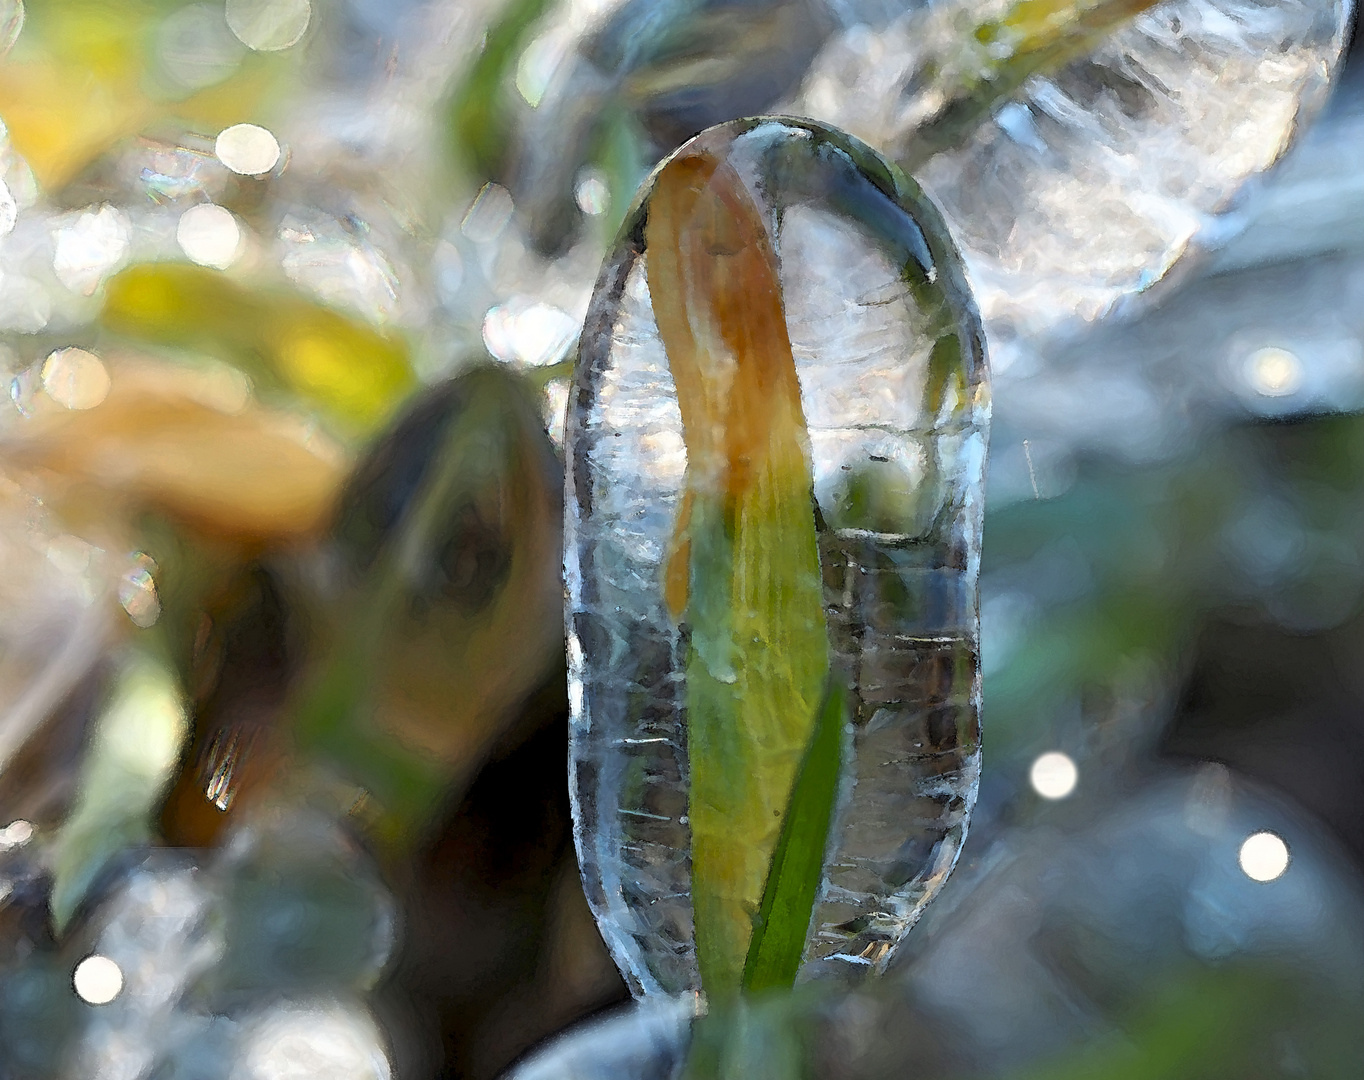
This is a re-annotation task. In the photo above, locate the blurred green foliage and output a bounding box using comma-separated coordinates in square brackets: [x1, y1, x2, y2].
[981, 410, 1364, 767]
[448, 0, 556, 177]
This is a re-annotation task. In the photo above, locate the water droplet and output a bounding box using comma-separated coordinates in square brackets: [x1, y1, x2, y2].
[0, 819, 33, 847]
[215, 122, 282, 175]
[226, 0, 311, 51]
[177, 203, 243, 269]
[41, 348, 110, 410]
[73, 955, 123, 1005]
[566, 119, 988, 995]
[1239, 830, 1290, 882]
[1029, 751, 1078, 800]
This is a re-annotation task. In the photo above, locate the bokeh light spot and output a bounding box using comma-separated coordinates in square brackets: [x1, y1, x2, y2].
[216, 123, 282, 175]
[0, 179, 15, 237]
[1246, 347, 1302, 397]
[543, 378, 569, 447]
[226, 0, 311, 51]
[461, 184, 514, 244]
[574, 171, 610, 216]
[515, 34, 565, 108]
[1239, 830, 1290, 882]
[243, 1003, 391, 1080]
[53, 205, 130, 295]
[1030, 751, 1078, 800]
[177, 204, 243, 269]
[482, 302, 578, 367]
[157, 3, 245, 90]
[42, 347, 110, 410]
[118, 558, 161, 629]
[73, 955, 123, 1005]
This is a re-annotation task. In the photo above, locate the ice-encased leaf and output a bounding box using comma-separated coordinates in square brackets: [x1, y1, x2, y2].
[566, 118, 988, 997]
[791, 0, 1353, 346]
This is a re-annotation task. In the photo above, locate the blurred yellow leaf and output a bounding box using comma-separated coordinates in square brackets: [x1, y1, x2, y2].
[102, 264, 416, 433]
[0, 60, 146, 188]
[0, 0, 283, 188]
[269, 305, 415, 431]
[6, 357, 350, 542]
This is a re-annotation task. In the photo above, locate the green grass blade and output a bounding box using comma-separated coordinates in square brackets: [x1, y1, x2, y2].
[446, 0, 554, 177]
[50, 647, 188, 931]
[742, 678, 847, 993]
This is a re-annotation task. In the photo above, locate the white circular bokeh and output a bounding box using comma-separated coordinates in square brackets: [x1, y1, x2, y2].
[225, 0, 311, 51]
[73, 955, 124, 1005]
[177, 204, 243, 269]
[41, 347, 110, 410]
[215, 123, 282, 176]
[1029, 751, 1079, 801]
[1245, 347, 1304, 398]
[1239, 830, 1291, 882]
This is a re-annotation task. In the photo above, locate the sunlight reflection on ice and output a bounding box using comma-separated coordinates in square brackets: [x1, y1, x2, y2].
[242, 1003, 391, 1080]
[53, 206, 130, 295]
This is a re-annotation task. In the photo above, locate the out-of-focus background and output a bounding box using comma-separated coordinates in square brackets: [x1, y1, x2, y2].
[1, 0, 1364, 1077]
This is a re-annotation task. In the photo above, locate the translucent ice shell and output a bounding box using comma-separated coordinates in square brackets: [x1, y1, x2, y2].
[565, 118, 989, 997]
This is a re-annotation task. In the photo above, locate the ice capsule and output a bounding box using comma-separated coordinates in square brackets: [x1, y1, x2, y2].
[565, 118, 989, 997]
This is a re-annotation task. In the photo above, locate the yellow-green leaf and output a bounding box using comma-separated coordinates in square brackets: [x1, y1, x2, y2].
[50, 647, 188, 931]
[646, 146, 829, 993]
[101, 264, 415, 434]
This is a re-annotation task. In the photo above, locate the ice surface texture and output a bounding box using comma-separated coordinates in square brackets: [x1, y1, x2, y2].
[565, 118, 989, 997]
[793, 0, 1353, 347]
